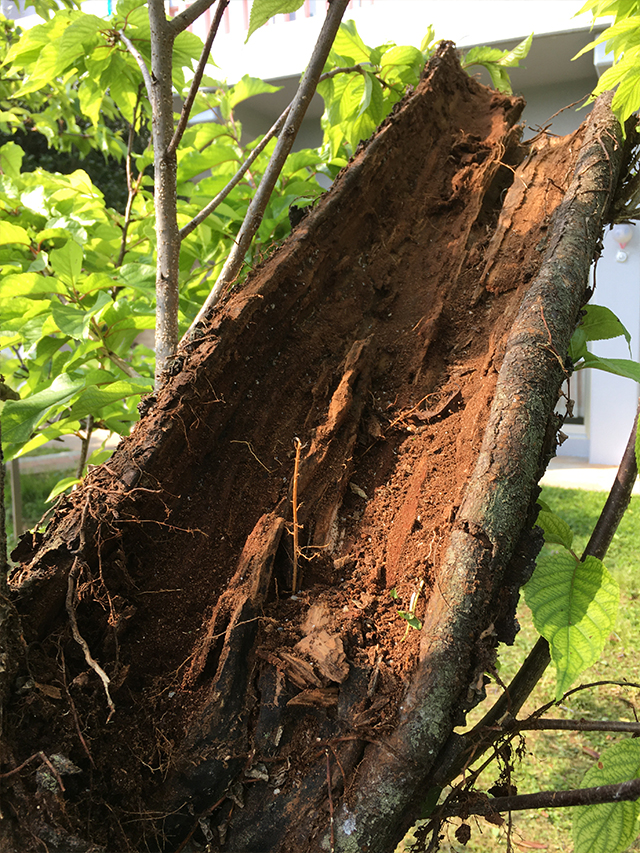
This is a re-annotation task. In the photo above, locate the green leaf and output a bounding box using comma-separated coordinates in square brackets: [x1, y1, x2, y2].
[46, 475, 82, 502]
[577, 353, 640, 383]
[2, 373, 85, 453]
[536, 503, 574, 550]
[0, 221, 31, 246]
[577, 304, 632, 351]
[573, 739, 640, 853]
[331, 19, 372, 64]
[246, 0, 304, 41]
[524, 553, 619, 698]
[229, 75, 281, 108]
[0, 273, 67, 298]
[380, 44, 423, 69]
[357, 71, 373, 117]
[0, 141, 24, 179]
[67, 377, 152, 421]
[498, 33, 533, 67]
[50, 240, 83, 287]
[397, 610, 422, 630]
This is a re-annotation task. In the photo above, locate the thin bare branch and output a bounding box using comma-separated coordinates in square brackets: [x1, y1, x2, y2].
[183, 0, 350, 334]
[116, 87, 146, 268]
[519, 717, 640, 734]
[118, 31, 154, 100]
[440, 776, 640, 818]
[178, 62, 382, 242]
[179, 107, 289, 241]
[168, 0, 229, 157]
[168, 0, 218, 36]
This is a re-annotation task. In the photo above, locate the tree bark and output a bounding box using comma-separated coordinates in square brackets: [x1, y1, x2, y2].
[0, 46, 626, 853]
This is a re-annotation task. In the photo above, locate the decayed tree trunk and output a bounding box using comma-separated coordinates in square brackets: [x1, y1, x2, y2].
[0, 45, 625, 852]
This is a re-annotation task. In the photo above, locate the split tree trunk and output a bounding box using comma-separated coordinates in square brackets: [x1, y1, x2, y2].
[0, 44, 625, 853]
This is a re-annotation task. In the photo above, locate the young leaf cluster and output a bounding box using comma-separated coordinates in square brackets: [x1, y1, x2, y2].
[575, 0, 640, 126]
[0, 141, 154, 464]
[460, 33, 533, 93]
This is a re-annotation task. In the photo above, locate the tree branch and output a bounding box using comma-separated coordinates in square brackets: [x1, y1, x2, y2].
[183, 0, 350, 334]
[519, 717, 640, 734]
[179, 107, 289, 241]
[440, 776, 640, 818]
[168, 0, 218, 36]
[431, 94, 633, 789]
[584, 399, 639, 560]
[118, 31, 154, 102]
[168, 0, 229, 157]
[147, 0, 181, 383]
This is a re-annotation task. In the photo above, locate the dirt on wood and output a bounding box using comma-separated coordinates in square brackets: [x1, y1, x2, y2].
[0, 44, 620, 853]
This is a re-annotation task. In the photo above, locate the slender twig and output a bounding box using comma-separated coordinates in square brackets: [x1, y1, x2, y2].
[76, 415, 94, 480]
[179, 62, 383, 243]
[179, 108, 289, 241]
[519, 717, 640, 734]
[118, 31, 154, 99]
[584, 400, 639, 560]
[116, 86, 146, 268]
[326, 749, 335, 853]
[184, 0, 350, 332]
[168, 0, 218, 36]
[60, 648, 95, 767]
[440, 776, 640, 818]
[0, 751, 65, 791]
[168, 0, 229, 157]
[292, 437, 302, 592]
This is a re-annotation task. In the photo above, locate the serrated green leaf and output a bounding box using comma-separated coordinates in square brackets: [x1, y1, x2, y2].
[0, 273, 67, 298]
[524, 553, 619, 698]
[536, 504, 574, 550]
[578, 303, 633, 351]
[498, 33, 533, 67]
[0, 141, 24, 179]
[380, 44, 423, 69]
[331, 19, 372, 64]
[229, 75, 281, 109]
[573, 739, 640, 853]
[569, 326, 588, 362]
[246, 0, 304, 42]
[357, 71, 373, 117]
[578, 353, 640, 382]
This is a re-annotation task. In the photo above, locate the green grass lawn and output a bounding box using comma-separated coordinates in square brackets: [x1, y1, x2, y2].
[4, 472, 640, 852]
